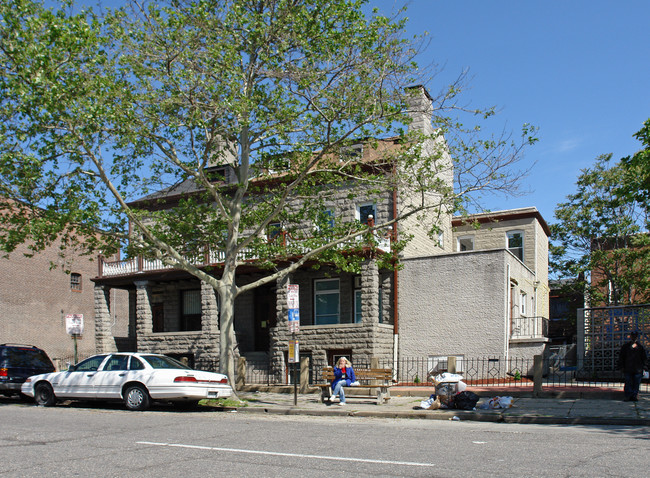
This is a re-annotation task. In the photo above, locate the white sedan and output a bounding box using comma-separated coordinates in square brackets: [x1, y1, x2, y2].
[21, 352, 232, 411]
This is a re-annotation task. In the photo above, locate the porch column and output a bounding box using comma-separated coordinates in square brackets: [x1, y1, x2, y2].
[200, 280, 219, 334]
[94, 284, 116, 353]
[270, 274, 290, 383]
[361, 259, 380, 324]
[134, 280, 152, 338]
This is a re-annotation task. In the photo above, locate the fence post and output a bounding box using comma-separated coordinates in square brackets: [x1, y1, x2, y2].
[533, 354, 543, 397]
[448, 356, 457, 374]
[300, 356, 310, 393]
[236, 357, 246, 391]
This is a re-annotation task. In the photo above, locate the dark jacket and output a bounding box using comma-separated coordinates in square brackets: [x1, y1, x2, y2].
[617, 340, 648, 374]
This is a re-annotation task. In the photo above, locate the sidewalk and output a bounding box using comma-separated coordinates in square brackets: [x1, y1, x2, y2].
[227, 387, 650, 426]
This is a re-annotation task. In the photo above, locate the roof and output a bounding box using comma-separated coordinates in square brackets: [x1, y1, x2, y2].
[452, 207, 551, 236]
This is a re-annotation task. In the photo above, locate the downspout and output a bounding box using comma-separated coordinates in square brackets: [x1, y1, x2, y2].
[505, 262, 510, 361]
[392, 179, 399, 375]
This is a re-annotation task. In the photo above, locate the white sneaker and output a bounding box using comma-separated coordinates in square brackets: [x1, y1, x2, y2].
[339, 402, 346, 406]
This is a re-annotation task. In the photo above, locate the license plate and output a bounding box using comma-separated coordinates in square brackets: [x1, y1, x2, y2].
[207, 391, 219, 398]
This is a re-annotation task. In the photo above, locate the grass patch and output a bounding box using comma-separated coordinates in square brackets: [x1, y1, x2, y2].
[201, 397, 248, 408]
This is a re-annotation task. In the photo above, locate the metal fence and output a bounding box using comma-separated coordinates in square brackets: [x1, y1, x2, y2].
[234, 355, 648, 392]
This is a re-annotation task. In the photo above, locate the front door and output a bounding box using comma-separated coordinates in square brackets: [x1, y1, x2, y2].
[254, 286, 276, 352]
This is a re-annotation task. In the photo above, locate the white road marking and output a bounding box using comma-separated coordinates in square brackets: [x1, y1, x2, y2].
[137, 441, 436, 468]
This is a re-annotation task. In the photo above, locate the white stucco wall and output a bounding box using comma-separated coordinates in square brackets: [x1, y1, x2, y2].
[397, 250, 511, 359]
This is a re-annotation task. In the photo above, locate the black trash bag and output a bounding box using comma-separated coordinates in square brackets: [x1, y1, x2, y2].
[453, 391, 480, 410]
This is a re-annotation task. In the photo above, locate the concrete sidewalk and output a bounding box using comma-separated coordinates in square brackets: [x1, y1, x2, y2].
[228, 387, 650, 426]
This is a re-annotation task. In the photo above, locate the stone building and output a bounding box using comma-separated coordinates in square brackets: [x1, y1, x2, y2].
[91, 86, 550, 381]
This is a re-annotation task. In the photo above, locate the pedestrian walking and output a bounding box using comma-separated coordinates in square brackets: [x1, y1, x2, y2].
[617, 331, 648, 402]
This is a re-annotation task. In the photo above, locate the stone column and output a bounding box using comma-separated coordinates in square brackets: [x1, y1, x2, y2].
[134, 281, 152, 339]
[201, 280, 219, 333]
[270, 275, 290, 384]
[361, 259, 380, 324]
[94, 284, 116, 353]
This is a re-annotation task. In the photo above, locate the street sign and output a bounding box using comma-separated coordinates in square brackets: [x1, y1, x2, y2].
[65, 314, 84, 336]
[287, 284, 300, 332]
[288, 339, 299, 363]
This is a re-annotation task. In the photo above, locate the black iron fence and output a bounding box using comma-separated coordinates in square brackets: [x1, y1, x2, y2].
[233, 355, 648, 392]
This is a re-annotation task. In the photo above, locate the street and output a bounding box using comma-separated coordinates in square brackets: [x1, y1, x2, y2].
[1, 400, 649, 477]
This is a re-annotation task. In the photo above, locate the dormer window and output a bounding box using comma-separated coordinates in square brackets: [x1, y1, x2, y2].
[340, 144, 363, 162]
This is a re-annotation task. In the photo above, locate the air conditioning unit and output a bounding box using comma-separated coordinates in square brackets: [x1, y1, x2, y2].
[353, 276, 362, 289]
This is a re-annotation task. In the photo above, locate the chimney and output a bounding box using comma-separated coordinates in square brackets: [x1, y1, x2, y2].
[405, 85, 434, 135]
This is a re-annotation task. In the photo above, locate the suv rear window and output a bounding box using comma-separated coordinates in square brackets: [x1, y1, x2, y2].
[3, 348, 53, 368]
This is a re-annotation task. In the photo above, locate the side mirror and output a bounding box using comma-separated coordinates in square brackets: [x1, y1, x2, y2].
[67, 362, 75, 371]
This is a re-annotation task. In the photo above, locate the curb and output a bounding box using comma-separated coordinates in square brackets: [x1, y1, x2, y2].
[232, 405, 650, 426]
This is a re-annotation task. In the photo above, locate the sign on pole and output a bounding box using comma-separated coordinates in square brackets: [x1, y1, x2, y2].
[65, 314, 84, 336]
[287, 284, 300, 333]
[288, 339, 299, 363]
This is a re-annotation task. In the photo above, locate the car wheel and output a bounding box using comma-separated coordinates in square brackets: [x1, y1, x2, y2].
[124, 384, 150, 411]
[34, 383, 56, 407]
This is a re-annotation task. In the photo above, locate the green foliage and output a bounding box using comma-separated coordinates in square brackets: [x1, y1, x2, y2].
[550, 123, 650, 306]
[0, 0, 536, 378]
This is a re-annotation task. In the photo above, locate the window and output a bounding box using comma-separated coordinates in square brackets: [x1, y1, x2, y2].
[357, 203, 376, 225]
[457, 236, 474, 252]
[70, 273, 82, 291]
[267, 222, 283, 242]
[181, 289, 201, 331]
[74, 355, 107, 372]
[520, 292, 528, 316]
[507, 231, 524, 261]
[104, 355, 129, 371]
[354, 290, 362, 323]
[316, 209, 335, 234]
[314, 279, 340, 325]
[340, 144, 363, 161]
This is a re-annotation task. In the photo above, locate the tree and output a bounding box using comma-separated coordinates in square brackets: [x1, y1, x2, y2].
[550, 151, 650, 306]
[0, 0, 535, 383]
[618, 119, 650, 220]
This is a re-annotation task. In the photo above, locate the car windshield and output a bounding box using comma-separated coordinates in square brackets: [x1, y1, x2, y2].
[5, 348, 53, 368]
[141, 355, 192, 370]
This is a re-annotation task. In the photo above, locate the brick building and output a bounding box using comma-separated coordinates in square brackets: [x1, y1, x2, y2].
[0, 238, 129, 368]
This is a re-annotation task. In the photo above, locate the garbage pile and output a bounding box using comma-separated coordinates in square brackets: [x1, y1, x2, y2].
[416, 373, 514, 411]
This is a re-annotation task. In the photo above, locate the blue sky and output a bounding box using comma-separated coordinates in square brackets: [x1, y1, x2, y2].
[370, 0, 650, 224]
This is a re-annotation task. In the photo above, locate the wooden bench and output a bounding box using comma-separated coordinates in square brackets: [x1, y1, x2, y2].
[318, 367, 393, 404]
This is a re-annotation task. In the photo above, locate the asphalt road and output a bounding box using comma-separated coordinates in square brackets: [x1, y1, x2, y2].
[1, 399, 649, 477]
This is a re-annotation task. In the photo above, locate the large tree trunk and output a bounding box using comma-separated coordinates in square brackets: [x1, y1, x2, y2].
[217, 275, 238, 395]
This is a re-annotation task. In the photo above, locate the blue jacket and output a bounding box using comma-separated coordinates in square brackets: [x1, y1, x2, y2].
[332, 365, 356, 388]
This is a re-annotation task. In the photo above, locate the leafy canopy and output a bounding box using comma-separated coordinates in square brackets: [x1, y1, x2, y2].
[550, 121, 650, 306]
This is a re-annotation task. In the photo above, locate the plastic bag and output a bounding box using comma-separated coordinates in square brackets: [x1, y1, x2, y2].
[432, 372, 464, 384]
[479, 396, 514, 409]
[453, 391, 480, 410]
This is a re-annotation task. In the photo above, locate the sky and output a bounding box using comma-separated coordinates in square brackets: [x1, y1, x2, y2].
[369, 0, 650, 224]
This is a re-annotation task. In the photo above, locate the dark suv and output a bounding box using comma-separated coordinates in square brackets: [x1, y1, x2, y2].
[0, 344, 56, 398]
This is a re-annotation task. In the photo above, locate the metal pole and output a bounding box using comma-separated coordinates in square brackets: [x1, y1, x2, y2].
[73, 335, 78, 364]
[293, 332, 297, 406]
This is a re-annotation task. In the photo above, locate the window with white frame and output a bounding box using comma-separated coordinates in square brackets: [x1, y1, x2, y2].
[520, 291, 528, 316]
[457, 235, 474, 252]
[314, 279, 340, 325]
[356, 203, 376, 225]
[507, 230, 524, 261]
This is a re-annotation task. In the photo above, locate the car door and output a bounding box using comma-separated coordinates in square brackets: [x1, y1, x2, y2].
[93, 355, 131, 398]
[51, 355, 108, 398]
